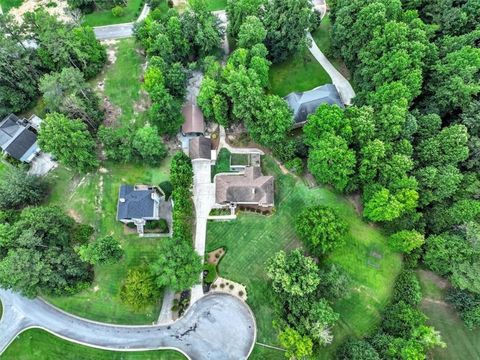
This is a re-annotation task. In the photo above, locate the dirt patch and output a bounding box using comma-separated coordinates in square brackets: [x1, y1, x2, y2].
[103, 40, 119, 65]
[207, 247, 225, 265]
[10, 0, 74, 23]
[101, 96, 122, 127]
[133, 89, 151, 114]
[418, 269, 450, 290]
[347, 192, 363, 215]
[68, 209, 82, 222]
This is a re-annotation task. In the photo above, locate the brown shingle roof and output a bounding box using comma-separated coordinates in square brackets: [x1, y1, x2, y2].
[215, 167, 274, 207]
[182, 101, 205, 134]
[189, 136, 211, 160]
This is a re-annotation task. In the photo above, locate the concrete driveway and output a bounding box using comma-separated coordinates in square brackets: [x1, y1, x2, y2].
[93, 4, 150, 41]
[0, 290, 256, 359]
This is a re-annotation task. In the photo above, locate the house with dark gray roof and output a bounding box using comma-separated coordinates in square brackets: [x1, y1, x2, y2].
[0, 114, 41, 163]
[284, 84, 344, 126]
[117, 185, 172, 236]
[215, 166, 274, 208]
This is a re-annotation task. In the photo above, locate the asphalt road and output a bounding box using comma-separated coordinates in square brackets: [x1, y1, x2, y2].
[94, 23, 134, 41]
[0, 290, 256, 359]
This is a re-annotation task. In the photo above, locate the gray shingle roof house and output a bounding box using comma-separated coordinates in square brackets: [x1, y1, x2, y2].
[189, 136, 211, 160]
[215, 167, 274, 208]
[284, 84, 344, 126]
[0, 114, 41, 163]
[117, 185, 172, 236]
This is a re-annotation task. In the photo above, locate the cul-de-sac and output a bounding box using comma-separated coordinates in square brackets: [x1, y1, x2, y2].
[0, 0, 479, 359]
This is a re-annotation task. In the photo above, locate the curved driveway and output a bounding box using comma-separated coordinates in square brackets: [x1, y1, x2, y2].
[0, 290, 256, 359]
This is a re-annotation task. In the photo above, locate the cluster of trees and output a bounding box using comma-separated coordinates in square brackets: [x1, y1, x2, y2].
[226, 0, 320, 63]
[120, 153, 201, 311]
[134, 1, 221, 135]
[266, 249, 351, 358]
[317, 0, 480, 331]
[338, 270, 445, 359]
[198, 24, 293, 152]
[0, 167, 124, 298]
[0, 10, 106, 118]
[67, 0, 127, 14]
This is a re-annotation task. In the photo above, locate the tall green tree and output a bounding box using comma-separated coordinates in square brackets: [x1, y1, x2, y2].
[39, 67, 104, 130]
[38, 113, 99, 172]
[262, 0, 313, 63]
[296, 206, 348, 256]
[237, 15, 267, 48]
[266, 249, 320, 297]
[132, 125, 168, 165]
[78, 235, 124, 265]
[0, 168, 48, 210]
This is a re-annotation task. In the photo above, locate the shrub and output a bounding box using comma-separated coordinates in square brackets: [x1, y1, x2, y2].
[229, 284, 234, 290]
[159, 181, 173, 200]
[126, 222, 137, 229]
[389, 230, 425, 253]
[392, 271, 422, 306]
[239, 290, 244, 296]
[77, 235, 124, 265]
[337, 339, 380, 360]
[72, 224, 94, 245]
[285, 157, 304, 174]
[447, 288, 480, 329]
[203, 263, 217, 284]
[111, 5, 124, 17]
[145, 219, 169, 232]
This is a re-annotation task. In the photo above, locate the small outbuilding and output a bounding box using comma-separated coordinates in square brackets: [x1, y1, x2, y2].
[189, 136, 212, 160]
[182, 101, 205, 136]
[284, 84, 344, 126]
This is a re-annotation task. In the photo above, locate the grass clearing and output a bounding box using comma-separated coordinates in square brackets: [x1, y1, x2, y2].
[83, 0, 144, 27]
[418, 270, 480, 360]
[311, 15, 351, 80]
[44, 159, 171, 324]
[103, 38, 146, 127]
[269, 47, 332, 97]
[207, 156, 402, 357]
[0, 0, 23, 12]
[2, 329, 186, 360]
[204, 0, 227, 11]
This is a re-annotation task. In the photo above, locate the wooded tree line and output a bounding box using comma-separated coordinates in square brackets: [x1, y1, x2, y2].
[0, 10, 106, 118]
[312, 0, 480, 338]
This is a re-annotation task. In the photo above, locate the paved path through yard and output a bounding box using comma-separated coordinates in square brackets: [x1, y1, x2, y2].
[307, 0, 356, 105]
[0, 290, 256, 359]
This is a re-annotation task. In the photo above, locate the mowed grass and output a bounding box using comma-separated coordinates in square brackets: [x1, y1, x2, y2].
[83, 0, 143, 27]
[269, 48, 332, 97]
[311, 14, 351, 80]
[204, 0, 227, 11]
[104, 38, 145, 127]
[207, 157, 402, 357]
[0, 0, 23, 12]
[418, 270, 480, 360]
[44, 159, 171, 324]
[2, 329, 186, 360]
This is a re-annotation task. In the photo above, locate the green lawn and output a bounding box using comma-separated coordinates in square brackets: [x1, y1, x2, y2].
[2, 329, 186, 360]
[311, 14, 351, 80]
[44, 159, 171, 324]
[269, 48, 332, 97]
[418, 270, 480, 360]
[204, 0, 227, 11]
[0, 0, 23, 12]
[103, 38, 146, 127]
[207, 156, 402, 357]
[83, 0, 144, 27]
